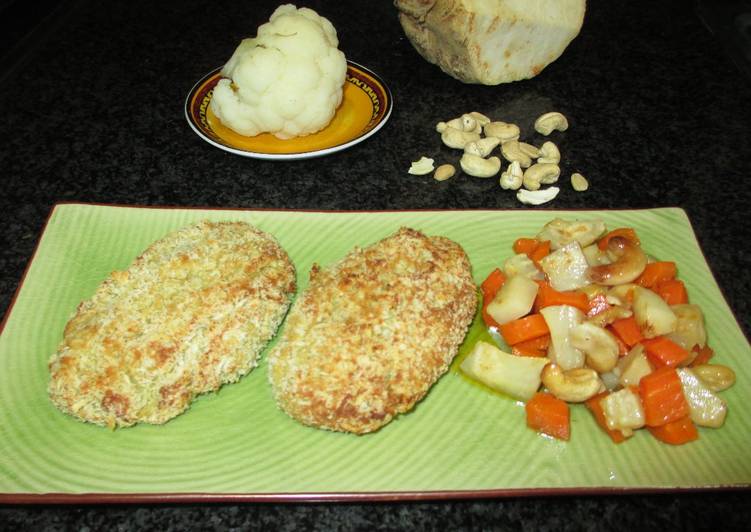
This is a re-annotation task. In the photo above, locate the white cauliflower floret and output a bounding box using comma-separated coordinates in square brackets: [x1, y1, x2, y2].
[210, 4, 347, 139]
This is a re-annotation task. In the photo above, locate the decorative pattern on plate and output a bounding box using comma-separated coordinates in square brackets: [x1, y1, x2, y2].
[185, 61, 393, 160]
[0, 204, 749, 502]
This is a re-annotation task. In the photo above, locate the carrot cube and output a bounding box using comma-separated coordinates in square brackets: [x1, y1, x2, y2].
[526, 392, 570, 441]
[639, 367, 690, 427]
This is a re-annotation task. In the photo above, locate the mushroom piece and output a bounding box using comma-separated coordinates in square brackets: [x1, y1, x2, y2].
[587, 236, 647, 285]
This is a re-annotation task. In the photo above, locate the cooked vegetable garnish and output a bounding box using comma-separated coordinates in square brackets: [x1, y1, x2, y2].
[647, 416, 698, 445]
[535, 281, 589, 313]
[690, 345, 715, 367]
[655, 279, 688, 305]
[641, 336, 690, 368]
[639, 367, 690, 426]
[597, 227, 640, 250]
[511, 335, 551, 358]
[636, 261, 678, 289]
[609, 316, 644, 348]
[500, 313, 549, 346]
[585, 392, 627, 444]
[525, 392, 570, 441]
[463, 218, 735, 445]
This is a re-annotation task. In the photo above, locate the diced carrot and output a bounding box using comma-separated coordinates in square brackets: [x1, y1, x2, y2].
[481, 268, 506, 299]
[647, 416, 699, 445]
[639, 367, 690, 427]
[689, 345, 714, 367]
[529, 240, 551, 264]
[525, 392, 570, 441]
[613, 333, 630, 356]
[511, 238, 550, 265]
[481, 268, 506, 329]
[500, 313, 550, 346]
[655, 279, 688, 305]
[636, 261, 677, 289]
[609, 316, 644, 348]
[597, 227, 640, 250]
[535, 282, 589, 313]
[512, 335, 550, 357]
[587, 293, 611, 317]
[585, 392, 627, 444]
[513, 238, 540, 255]
[642, 336, 690, 368]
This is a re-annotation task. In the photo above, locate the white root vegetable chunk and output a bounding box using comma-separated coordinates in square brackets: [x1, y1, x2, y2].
[460, 341, 548, 401]
[600, 388, 645, 437]
[581, 243, 612, 267]
[632, 286, 678, 339]
[617, 344, 653, 388]
[540, 305, 585, 370]
[395, 0, 586, 85]
[539, 241, 591, 291]
[667, 304, 707, 353]
[537, 218, 606, 251]
[599, 370, 621, 391]
[486, 274, 539, 325]
[677, 368, 727, 428]
[503, 253, 545, 280]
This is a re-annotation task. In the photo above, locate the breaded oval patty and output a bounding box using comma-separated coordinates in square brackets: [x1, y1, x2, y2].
[48, 221, 295, 428]
[267, 227, 477, 434]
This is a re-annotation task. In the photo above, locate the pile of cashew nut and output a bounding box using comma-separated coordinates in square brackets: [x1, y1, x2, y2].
[407, 111, 590, 205]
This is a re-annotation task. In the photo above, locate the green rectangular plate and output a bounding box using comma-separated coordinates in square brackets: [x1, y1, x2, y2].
[1, 203, 749, 502]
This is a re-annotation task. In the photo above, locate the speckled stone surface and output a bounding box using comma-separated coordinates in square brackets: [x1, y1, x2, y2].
[1, 0, 750, 528]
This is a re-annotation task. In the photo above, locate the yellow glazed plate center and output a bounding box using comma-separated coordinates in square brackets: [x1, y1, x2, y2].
[207, 82, 373, 153]
[185, 61, 392, 159]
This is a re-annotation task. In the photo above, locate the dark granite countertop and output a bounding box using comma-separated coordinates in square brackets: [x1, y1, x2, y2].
[1, 0, 750, 529]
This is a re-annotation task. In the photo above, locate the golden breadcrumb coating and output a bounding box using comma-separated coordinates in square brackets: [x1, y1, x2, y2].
[267, 227, 477, 434]
[48, 221, 295, 428]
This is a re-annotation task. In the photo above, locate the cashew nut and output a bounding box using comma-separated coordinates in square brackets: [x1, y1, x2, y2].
[499, 160, 523, 190]
[534, 112, 569, 135]
[691, 364, 736, 392]
[433, 164, 456, 181]
[541, 364, 603, 403]
[467, 111, 491, 126]
[587, 305, 632, 328]
[437, 115, 477, 134]
[570, 322, 620, 373]
[523, 163, 560, 191]
[441, 126, 481, 149]
[537, 141, 561, 164]
[501, 140, 533, 168]
[460, 114, 479, 133]
[408, 156, 435, 175]
[460, 153, 502, 178]
[518, 142, 541, 159]
[517, 187, 560, 205]
[588, 237, 648, 285]
[571, 172, 589, 191]
[464, 136, 500, 158]
[483, 121, 520, 143]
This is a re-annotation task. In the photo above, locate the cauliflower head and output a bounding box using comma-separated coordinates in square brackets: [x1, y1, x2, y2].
[210, 4, 347, 139]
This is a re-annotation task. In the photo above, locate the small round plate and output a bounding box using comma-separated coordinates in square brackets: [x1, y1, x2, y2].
[185, 60, 393, 160]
